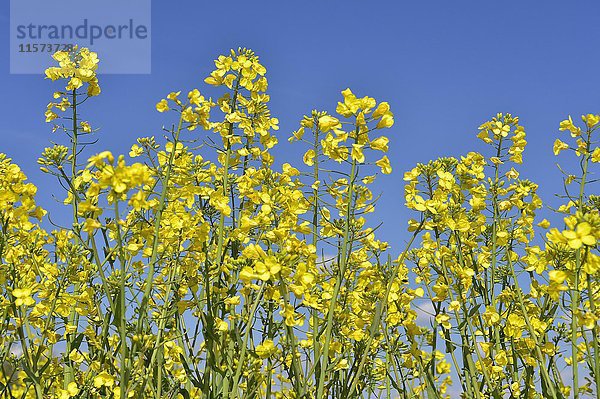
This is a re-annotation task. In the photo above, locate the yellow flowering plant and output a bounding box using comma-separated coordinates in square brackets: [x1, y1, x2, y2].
[404, 113, 599, 399]
[0, 46, 597, 399]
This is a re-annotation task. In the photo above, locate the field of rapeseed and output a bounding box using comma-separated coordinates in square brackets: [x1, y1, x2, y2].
[0, 47, 598, 399]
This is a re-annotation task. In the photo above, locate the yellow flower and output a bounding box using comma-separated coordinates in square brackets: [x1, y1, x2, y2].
[372, 102, 390, 119]
[88, 82, 101, 97]
[505, 313, 525, 338]
[549, 270, 567, 284]
[129, 144, 144, 158]
[582, 113, 600, 129]
[45, 48, 101, 96]
[112, 387, 135, 399]
[303, 149, 316, 166]
[254, 256, 282, 281]
[553, 139, 569, 155]
[209, 191, 231, 216]
[579, 311, 598, 329]
[93, 371, 115, 388]
[167, 91, 181, 102]
[224, 296, 241, 305]
[255, 339, 277, 359]
[188, 88, 204, 106]
[482, 308, 500, 326]
[477, 129, 493, 144]
[13, 288, 35, 307]
[375, 113, 394, 129]
[87, 151, 114, 168]
[333, 358, 349, 371]
[370, 136, 389, 152]
[537, 219, 550, 229]
[156, 99, 169, 112]
[82, 218, 101, 234]
[351, 144, 365, 163]
[559, 116, 581, 137]
[215, 318, 229, 332]
[562, 222, 596, 249]
[336, 88, 360, 117]
[584, 253, 599, 275]
[45, 109, 58, 123]
[318, 115, 341, 132]
[376, 156, 392, 174]
[66, 382, 79, 396]
[492, 121, 510, 137]
[69, 350, 85, 364]
[282, 163, 300, 176]
[435, 313, 451, 329]
[448, 300, 460, 311]
[290, 126, 305, 142]
[239, 266, 256, 283]
[182, 107, 198, 124]
[80, 121, 92, 133]
[592, 147, 600, 163]
[66, 77, 83, 90]
[505, 167, 519, 179]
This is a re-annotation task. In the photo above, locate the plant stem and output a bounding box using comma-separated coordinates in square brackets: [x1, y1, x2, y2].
[135, 110, 185, 364]
[316, 153, 357, 399]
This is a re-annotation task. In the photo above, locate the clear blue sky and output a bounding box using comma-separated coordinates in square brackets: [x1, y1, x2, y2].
[1, 1, 598, 247]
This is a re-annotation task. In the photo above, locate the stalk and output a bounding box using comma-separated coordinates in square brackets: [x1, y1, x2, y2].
[229, 282, 266, 397]
[114, 200, 129, 399]
[214, 75, 241, 268]
[64, 87, 79, 388]
[507, 256, 558, 399]
[572, 251, 581, 399]
[311, 119, 322, 386]
[316, 148, 358, 399]
[488, 136, 504, 358]
[571, 130, 591, 399]
[588, 274, 600, 399]
[346, 227, 423, 396]
[429, 226, 481, 397]
[278, 281, 306, 397]
[134, 110, 185, 355]
[138, 256, 181, 396]
[211, 74, 240, 396]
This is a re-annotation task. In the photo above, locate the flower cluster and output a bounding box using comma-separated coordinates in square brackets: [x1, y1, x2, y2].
[0, 47, 597, 399]
[404, 112, 599, 398]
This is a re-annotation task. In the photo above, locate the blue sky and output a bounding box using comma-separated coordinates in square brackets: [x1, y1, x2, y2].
[1, 1, 599, 248]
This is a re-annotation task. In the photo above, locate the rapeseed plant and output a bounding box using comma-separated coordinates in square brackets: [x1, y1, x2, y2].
[0, 47, 597, 399]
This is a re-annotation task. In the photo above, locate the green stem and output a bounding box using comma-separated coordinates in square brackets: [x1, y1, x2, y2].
[346, 225, 423, 396]
[507, 257, 558, 399]
[114, 200, 129, 399]
[65, 88, 79, 388]
[135, 110, 185, 341]
[489, 136, 503, 357]
[212, 74, 241, 397]
[316, 154, 357, 399]
[139, 260, 180, 397]
[278, 279, 306, 397]
[588, 274, 600, 399]
[311, 118, 322, 386]
[230, 282, 265, 397]
[572, 251, 581, 399]
[571, 130, 591, 399]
